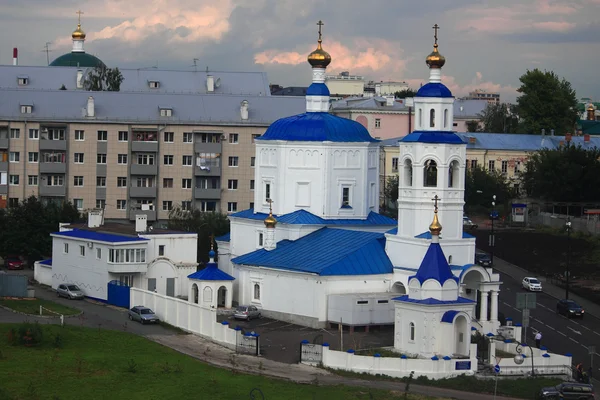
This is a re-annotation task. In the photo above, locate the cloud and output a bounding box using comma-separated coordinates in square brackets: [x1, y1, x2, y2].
[404, 72, 518, 101]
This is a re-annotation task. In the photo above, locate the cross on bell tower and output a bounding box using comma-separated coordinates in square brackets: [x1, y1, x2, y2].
[432, 23, 440, 45]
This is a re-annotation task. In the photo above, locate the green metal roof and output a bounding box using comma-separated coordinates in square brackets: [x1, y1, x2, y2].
[579, 120, 600, 135]
[49, 52, 105, 68]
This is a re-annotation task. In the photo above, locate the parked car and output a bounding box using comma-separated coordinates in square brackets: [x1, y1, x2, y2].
[539, 382, 595, 399]
[556, 299, 584, 318]
[522, 277, 543, 292]
[56, 284, 85, 300]
[128, 306, 159, 324]
[475, 252, 492, 267]
[4, 255, 24, 270]
[234, 305, 261, 321]
[463, 216, 478, 230]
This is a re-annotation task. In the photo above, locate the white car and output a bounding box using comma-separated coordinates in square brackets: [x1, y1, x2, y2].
[522, 277, 542, 292]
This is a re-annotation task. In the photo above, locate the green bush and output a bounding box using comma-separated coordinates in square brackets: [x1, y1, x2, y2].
[6, 322, 44, 347]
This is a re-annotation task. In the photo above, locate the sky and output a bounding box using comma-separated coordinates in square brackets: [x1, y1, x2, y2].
[1, 0, 599, 103]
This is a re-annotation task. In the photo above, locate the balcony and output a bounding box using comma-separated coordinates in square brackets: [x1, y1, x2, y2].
[39, 139, 67, 151]
[128, 209, 156, 222]
[194, 165, 221, 177]
[194, 141, 222, 154]
[39, 185, 66, 197]
[0, 138, 8, 149]
[132, 141, 158, 153]
[130, 163, 158, 175]
[129, 186, 157, 198]
[0, 185, 7, 195]
[0, 161, 7, 171]
[40, 162, 66, 174]
[194, 188, 221, 200]
[96, 187, 106, 199]
[106, 263, 147, 274]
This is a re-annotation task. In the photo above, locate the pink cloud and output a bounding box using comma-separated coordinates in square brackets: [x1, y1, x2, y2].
[532, 21, 576, 31]
[535, 0, 579, 15]
[404, 72, 517, 101]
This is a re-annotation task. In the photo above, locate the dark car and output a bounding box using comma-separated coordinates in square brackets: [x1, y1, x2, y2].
[539, 382, 595, 399]
[4, 255, 24, 270]
[556, 299, 584, 318]
[475, 252, 492, 267]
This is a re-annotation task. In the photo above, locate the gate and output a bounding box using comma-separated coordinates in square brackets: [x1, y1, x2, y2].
[300, 340, 323, 364]
[107, 280, 130, 308]
[236, 332, 259, 356]
[0, 274, 28, 297]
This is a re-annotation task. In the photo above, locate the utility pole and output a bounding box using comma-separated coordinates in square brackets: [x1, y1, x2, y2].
[42, 42, 53, 66]
[566, 218, 572, 299]
[490, 195, 497, 265]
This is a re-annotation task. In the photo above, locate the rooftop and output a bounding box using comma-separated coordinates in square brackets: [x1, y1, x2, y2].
[331, 97, 486, 118]
[51, 229, 149, 244]
[63, 222, 195, 237]
[229, 208, 397, 226]
[188, 262, 234, 281]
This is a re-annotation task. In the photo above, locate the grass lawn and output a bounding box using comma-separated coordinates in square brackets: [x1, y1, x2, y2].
[0, 298, 80, 316]
[0, 324, 443, 400]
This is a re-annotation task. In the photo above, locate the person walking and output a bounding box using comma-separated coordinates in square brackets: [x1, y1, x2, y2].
[576, 363, 584, 382]
[535, 331, 542, 348]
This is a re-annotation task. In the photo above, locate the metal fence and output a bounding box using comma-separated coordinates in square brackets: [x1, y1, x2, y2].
[0, 274, 28, 297]
[236, 332, 259, 356]
[300, 342, 323, 365]
[530, 212, 600, 235]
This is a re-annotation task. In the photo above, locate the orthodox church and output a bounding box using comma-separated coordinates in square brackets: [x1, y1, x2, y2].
[215, 22, 502, 356]
[50, 12, 105, 68]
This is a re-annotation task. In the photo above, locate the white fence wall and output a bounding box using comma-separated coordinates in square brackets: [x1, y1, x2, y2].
[491, 341, 572, 377]
[130, 287, 238, 349]
[319, 343, 478, 380]
[34, 262, 52, 286]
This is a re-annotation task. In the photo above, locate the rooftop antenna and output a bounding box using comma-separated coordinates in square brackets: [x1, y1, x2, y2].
[192, 58, 199, 71]
[42, 42, 53, 66]
[206, 66, 209, 73]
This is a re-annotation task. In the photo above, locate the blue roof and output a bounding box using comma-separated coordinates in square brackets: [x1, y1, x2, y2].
[215, 232, 230, 242]
[230, 208, 396, 226]
[414, 231, 475, 239]
[410, 242, 458, 284]
[441, 310, 460, 323]
[455, 132, 600, 151]
[306, 83, 330, 96]
[401, 130, 464, 144]
[259, 112, 377, 142]
[416, 82, 453, 98]
[231, 228, 393, 276]
[39, 259, 52, 266]
[188, 262, 235, 281]
[51, 229, 148, 243]
[393, 295, 475, 305]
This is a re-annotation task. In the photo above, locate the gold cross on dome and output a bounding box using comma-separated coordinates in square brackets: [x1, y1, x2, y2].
[317, 20, 324, 41]
[432, 23, 440, 45]
[76, 10, 84, 24]
[209, 233, 215, 250]
[432, 195, 440, 212]
[267, 198, 274, 214]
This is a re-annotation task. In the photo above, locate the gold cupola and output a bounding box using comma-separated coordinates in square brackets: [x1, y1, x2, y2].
[425, 24, 445, 69]
[307, 20, 332, 68]
[587, 103, 596, 121]
[72, 10, 86, 40]
[264, 200, 277, 228]
[429, 195, 442, 236]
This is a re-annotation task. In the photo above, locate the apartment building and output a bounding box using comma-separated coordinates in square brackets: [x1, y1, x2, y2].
[462, 89, 500, 104]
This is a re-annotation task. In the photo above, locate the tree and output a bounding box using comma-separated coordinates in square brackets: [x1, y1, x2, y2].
[478, 103, 519, 133]
[516, 69, 578, 135]
[464, 166, 516, 216]
[381, 175, 399, 217]
[167, 207, 230, 264]
[394, 88, 417, 99]
[84, 66, 124, 91]
[521, 144, 600, 202]
[466, 120, 480, 132]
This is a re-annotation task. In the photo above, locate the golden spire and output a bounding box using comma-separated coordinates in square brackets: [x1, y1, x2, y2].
[425, 23, 445, 69]
[587, 103, 596, 121]
[307, 20, 332, 68]
[429, 195, 442, 235]
[209, 233, 215, 250]
[72, 10, 86, 40]
[264, 199, 277, 228]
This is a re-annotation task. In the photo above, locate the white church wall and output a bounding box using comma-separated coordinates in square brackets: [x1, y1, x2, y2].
[34, 261, 53, 286]
[140, 234, 198, 264]
[386, 235, 475, 271]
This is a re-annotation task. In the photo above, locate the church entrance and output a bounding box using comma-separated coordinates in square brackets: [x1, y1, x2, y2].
[191, 283, 199, 304]
[217, 286, 227, 308]
[454, 314, 469, 356]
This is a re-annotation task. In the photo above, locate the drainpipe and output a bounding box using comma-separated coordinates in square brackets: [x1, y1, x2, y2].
[23, 120, 27, 200]
[483, 150, 488, 170]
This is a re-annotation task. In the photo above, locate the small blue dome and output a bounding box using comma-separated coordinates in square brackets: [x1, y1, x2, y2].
[416, 82, 453, 98]
[401, 130, 464, 144]
[306, 83, 330, 96]
[208, 250, 216, 259]
[260, 112, 377, 142]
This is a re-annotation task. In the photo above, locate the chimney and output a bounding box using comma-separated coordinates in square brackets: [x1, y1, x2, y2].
[12, 48, 18, 66]
[565, 132, 572, 142]
[588, 104, 596, 121]
[87, 96, 95, 117]
[135, 214, 148, 233]
[87, 209, 104, 228]
[550, 129, 555, 136]
[240, 100, 249, 120]
[206, 75, 214, 92]
[76, 69, 84, 89]
[385, 96, 395, 106]
[541, 128, 546, 136]
[584, 134, 591, 143]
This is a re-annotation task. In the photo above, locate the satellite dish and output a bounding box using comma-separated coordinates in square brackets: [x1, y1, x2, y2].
[215, 77, 221, 88]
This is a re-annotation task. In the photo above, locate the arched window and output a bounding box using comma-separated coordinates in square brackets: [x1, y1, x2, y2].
[253, 283, 261, 301]
[418, 108, 423, 129]
[409, 322, 415, 341]
[430, 109, 435, 128]
[403, 159, 413, 187]
[444, 109, 448, 128]
[448, 160, 459, 188]
[424, 160, 438, 187]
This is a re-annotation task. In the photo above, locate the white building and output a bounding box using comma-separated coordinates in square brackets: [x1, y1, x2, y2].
[325, 72, 366, 97]
[375, 81, 409, 96]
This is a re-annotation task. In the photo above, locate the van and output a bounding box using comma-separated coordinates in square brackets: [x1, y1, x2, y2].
[539, 382, 595, 399]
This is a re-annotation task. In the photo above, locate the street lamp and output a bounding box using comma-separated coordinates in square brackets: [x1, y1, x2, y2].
[566, 218, 572, 300]
[491, 335, 535, 377]
[490, 195, 497, 265]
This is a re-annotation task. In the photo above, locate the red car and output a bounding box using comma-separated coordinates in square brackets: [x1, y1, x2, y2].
[4, 256, 24, 270]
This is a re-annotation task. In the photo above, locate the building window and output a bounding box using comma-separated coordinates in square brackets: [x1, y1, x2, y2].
[8, 198, 19, 207]
[117, 200, 127, 210]
[265, 183, 271, 201]
[163, 178, 173, 188]
[96, 248, 102, 260]
[251, 157, 255, 167]
[21, 105, 32, 114]
[117, 177, 127, 187]
[424, 160, 438, 187]
[501, 160, 508, 174]
[79, 245, 86, 257]
[28, 152, 39, 163]
[228, 179, 238, 190]
[97, 130, 107, 141]
[163, 155, 174, 165]
[74, 199, 83, 210]
[229, 133, 239, 144]
[74, 153, 84, 164]
[392, 157, 399, 173]
[74, 130, 84, 141]
[18, 77, 29, 86]
[64, 243, 69, 254]
[182, 201, 191, 211]
[253, 283, 260, 301]
[182, 155, 192, 166]
[228, 202, 237, 212]
[470, 159, 478, 169]
[228, 156, 239, 167]
[118, 131, 128, 142]
[96, 199, 106, 209]
[164, 132, 174, 143]
[375, 118, 381, 128]
[9, 175, 19, 185]
[27, 175, 38, 186]
[409, 322, 415, 341]
[73, 176, 84, 186]
[97, 153, 107, 164]
[159, 108, 172, 117]
[443, 109, 448, 128]
[136, 177, 153, 188]
[430, 109, 435, 127]
[109, 248, 146, 263]
[162, 201, 173, 211]
[10, 129, 20, 139]
[341, 186, 351, 208]
[9, 152, 20, 163]
[514, 161, 520, 174]
[250, 202, 254, 209]
[149, 80, 160, 89]
[159, 245, 165, 256]
[47, 175, 64, 186]
[182, 178, 192, 189]
[403, 159, 413, 187]
[448, 160, 459, 188]
[183, 132, 193, 143]
[29, 129, 39, 140]
[137, 154, 155, 165]
[488, 160, 495, 172]
[118, 154, 128, 164]
[250, 180, 255, 190]
[47, 128, 65, 141]
[96, 176, 106, 187]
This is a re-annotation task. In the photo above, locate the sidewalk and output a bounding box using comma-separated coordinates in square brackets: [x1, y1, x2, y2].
[491, 256, 600, 319]
[148, 333, 523, 400]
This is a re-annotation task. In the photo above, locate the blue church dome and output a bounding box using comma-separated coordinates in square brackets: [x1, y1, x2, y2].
[259, 112, 378, 142]
[416, 82, 453, 98]
[306, 83, 330, 96]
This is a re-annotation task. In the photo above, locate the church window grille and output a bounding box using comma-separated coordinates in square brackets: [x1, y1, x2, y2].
[404, 159, 413, 187]
[258, 232, 263, 247]
[341, 186, 351, 208]
[443, 109, 448, 128]
[424, 160, 437, 187]
[392, 157, 399, 172]
[409, 322, 415, 341]
[253, 283, 261, 301]
[265, 183, 271, 202]
[430, 109, 435, 127]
